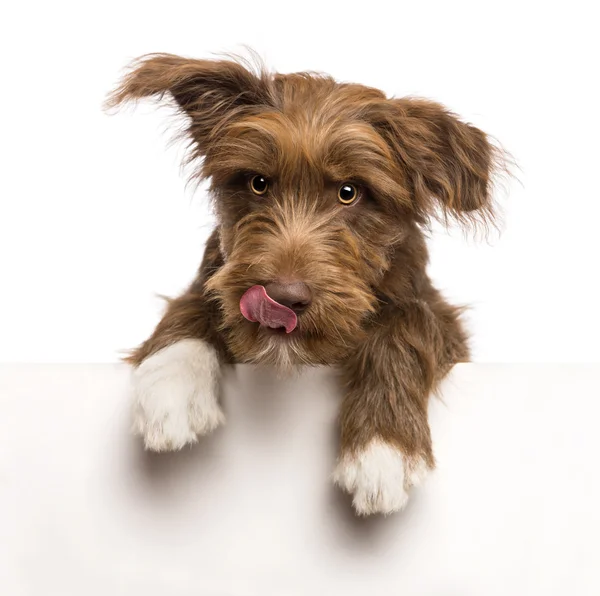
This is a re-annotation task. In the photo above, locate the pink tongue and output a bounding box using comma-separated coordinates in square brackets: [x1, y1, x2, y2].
[240, 285, 298, 333]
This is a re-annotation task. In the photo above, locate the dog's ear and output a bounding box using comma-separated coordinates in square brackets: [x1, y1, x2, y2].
[105, 53, 271, 152]
[373, 98, 499, 225]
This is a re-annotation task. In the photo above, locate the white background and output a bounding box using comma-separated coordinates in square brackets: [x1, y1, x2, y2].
[1, 0, 599, 362]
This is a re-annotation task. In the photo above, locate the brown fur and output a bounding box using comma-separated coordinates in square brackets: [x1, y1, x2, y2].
[107, 53, 503, 473]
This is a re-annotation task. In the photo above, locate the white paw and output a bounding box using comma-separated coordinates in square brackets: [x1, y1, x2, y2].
[131, 339, 224, 452]
[333, 438, 429, 516]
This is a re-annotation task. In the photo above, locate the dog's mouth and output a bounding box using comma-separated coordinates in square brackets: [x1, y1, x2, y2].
[240, 285, 298, 334]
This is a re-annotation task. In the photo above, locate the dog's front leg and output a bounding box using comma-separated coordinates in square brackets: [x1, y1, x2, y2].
[127, 231, 230, 452]
[334, 302, 453, 515]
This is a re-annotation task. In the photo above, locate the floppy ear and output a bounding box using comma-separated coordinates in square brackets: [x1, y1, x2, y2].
[373, 98, 500, 225]
[105, 53, 272, 153]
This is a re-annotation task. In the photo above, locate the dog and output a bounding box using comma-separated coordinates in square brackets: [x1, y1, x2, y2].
[106, 53, 503, 516]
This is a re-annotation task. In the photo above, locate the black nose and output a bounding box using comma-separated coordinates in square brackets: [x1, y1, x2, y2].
[264, 280, 312, 314]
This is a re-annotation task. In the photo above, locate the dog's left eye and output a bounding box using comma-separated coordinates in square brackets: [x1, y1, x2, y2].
[338, 183, 360, 205]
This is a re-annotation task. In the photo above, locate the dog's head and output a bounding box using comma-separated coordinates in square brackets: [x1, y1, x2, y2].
[107, 53, 501, 371]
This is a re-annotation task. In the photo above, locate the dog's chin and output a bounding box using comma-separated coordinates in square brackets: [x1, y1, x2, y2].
[253, 334, 305, 378]
[230, 327, 303, 378]
[225, 320, 352, 377]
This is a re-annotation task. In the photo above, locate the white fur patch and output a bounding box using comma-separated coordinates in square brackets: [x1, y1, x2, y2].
[333, 438, 428, 516]
[131, 339, 224, 452]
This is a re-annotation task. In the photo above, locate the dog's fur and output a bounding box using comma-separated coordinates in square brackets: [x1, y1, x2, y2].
[106, 53, 503, 515]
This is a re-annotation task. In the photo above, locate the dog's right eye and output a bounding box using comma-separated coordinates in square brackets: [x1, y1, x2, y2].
[249, 175, 269, 196]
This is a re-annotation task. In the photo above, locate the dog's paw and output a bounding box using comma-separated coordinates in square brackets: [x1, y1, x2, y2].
[333, 438, 429, 516]
[131, 339, 224, 452]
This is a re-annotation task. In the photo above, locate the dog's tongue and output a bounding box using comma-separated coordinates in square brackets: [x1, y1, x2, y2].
[240, 285, 297, 333]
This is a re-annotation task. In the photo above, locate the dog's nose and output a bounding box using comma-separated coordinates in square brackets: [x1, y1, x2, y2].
[264, 280, 312, 314]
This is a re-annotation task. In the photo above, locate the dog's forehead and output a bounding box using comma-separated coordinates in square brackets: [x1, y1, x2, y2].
[213, 75, 393, 186]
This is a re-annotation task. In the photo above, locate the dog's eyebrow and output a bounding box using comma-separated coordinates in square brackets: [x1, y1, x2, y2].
[320, 123, 405, 198]
[204, 151, 279, 183]
[202, 111, 297, 181]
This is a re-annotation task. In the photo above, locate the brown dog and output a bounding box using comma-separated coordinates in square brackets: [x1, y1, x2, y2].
[107, 53, 502, 516]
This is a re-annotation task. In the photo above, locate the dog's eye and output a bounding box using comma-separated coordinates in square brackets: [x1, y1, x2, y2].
[249, 174, 269, 196]
[338, 183, 359, 205]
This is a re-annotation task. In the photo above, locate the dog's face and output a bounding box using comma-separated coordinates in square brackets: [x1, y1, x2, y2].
[108, 54, 498, 371]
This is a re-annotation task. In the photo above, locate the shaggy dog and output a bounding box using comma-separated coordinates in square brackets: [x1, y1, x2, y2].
[106, 53, 503, 516]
